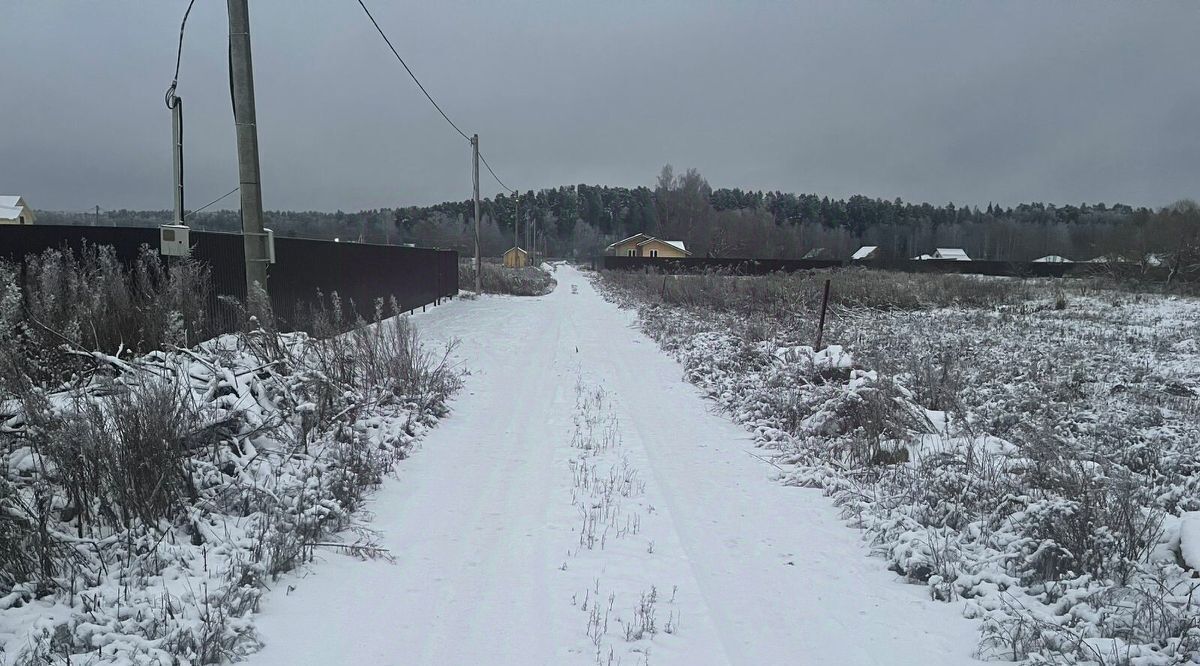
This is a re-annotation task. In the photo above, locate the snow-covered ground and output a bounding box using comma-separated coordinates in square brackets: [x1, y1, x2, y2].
[246, 266, 981, 665]
[595, 270, 1200, 664]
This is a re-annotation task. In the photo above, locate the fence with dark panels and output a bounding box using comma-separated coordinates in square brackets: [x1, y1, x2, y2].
[0, 225, 458, 331]
[600, 255, 1171, 280]
[599, 256, 843, 274]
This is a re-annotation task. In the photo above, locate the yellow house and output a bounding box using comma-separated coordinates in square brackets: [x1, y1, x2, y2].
[607, 233, 653, 256]
[0, 196, 34, 225]
[605, 233, 691, 258]
[503, 246, 530, 268]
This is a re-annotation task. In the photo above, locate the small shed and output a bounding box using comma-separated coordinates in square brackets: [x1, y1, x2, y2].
[933, 248, 971, 261]
[0, 196, 34, 225]
[503, 246, 530, 268]
[851, 246, 879, 261]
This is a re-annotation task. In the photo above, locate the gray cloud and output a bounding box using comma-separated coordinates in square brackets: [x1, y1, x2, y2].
[1, 1, 1196, 212]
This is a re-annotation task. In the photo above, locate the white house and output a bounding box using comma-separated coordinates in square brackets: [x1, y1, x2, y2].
[933, 248, 971, 261]
[851, 245, 879, 260]
[0, 196, 34, 225]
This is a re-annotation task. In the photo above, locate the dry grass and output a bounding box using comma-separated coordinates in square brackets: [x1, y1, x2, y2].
[459, 259, 557, 296]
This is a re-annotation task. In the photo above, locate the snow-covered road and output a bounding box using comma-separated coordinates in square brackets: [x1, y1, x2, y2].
[247, 266, 981, 665]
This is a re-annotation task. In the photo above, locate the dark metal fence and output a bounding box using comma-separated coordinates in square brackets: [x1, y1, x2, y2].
[600, 255, 1171, 280]
[0, 225, 459, 331]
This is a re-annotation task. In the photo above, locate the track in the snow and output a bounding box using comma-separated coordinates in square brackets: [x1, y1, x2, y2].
[245, 266, 982, 665]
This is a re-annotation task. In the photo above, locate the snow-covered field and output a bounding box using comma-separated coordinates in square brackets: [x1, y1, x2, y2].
[597, 269, 1200, 664]
[14, 264, 1186, 664]
[242, 265, 981, 665]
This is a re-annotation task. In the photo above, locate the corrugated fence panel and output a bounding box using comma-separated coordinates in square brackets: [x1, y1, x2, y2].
[0, 225, 458, 333]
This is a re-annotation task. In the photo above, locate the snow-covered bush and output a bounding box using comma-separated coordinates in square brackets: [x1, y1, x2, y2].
[0, 303, 460, 663]
[0, 261, 19, 341]
[5, 244, 214, 388]
[459, 260, 556, 296]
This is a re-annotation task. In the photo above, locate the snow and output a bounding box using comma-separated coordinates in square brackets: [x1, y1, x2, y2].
[1181, 512, 1200, 570]
[852, 245, 879, 260]
[934, 248, 971, 261]
[1033, 255, 1072, 263]
[598, 270, 1200, 662]
[246, 266, 980, 665]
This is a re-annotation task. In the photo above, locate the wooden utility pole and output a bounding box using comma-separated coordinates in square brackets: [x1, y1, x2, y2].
[228, 0, 269, 296]
[472, 133, 481, 293]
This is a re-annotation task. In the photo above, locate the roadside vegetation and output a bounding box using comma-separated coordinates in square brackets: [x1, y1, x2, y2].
[598, 267, 1200, 664]
[0, 245, 460, 663]
[458, 259, 557, 297]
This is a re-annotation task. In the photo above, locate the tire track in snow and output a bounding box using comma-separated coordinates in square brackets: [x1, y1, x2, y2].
[245, 267, 981, 665]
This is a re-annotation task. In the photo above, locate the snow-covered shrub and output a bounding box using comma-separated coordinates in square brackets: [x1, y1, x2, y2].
[0, 302, 460, 662]
[459, 259, 557, 296]
[0, 260, 19, 340]
[12, 244, 214, 386]
[0, 478, 57, 596]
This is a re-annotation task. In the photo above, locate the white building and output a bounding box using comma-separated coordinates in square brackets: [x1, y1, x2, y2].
[0, 196, 34, 225]
[933, 247, 971, 261]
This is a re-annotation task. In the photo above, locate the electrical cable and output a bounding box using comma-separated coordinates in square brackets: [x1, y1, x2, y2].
[354, 0, 471, 142]
[479, 151, 515, 194]
[165, 0, 197, 109]
[354, 0, 518, 195]
[184, 187, 240, 219]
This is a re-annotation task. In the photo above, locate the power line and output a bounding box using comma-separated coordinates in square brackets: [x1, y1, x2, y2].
[354, 0, 470, 142]
[165, 0, 197, 109]
[354, 0, 517, 196]
[184, 186, 240, 219]
[479, 151, 515, 194]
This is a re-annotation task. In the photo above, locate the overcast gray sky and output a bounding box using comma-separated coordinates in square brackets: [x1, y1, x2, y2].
[1, 1, 1197, 212]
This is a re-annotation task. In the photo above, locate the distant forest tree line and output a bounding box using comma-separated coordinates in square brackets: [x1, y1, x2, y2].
[38, 165, 1200, 276]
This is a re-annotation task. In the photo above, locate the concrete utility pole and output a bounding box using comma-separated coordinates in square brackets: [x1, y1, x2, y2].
[472, 133, 481, 294]
[171, 99, 185, 224]
[228, 0, 269, 296]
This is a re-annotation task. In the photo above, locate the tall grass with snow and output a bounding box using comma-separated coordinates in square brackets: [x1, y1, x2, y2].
[597, 268, 1200, 664]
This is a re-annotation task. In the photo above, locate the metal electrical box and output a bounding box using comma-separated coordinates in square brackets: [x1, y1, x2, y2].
[160, 224, 191, 257]
[264, 228, 276, 264]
